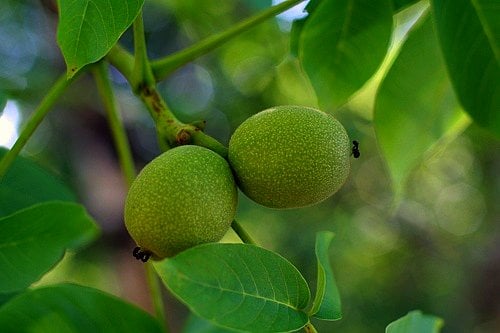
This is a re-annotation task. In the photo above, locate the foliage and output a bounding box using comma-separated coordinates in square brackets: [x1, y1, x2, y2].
[155, 243, 311, 332]
[298, 0, 393, 110]
[431, 0, 499, 134]
[0, 0, 498, 332]
[0, 284, 163, 332]
[57, 0, 145, 77]
[373, 13, 469, 200]
[386, 310, 443, 333]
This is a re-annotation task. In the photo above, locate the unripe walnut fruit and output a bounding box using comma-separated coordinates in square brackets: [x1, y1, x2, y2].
[228, 105, 350, 209]
[125, 145, 238, 259]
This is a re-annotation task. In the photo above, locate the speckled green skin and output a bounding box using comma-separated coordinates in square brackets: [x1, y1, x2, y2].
[125, 145, 238, 259]
[228, 106, 350, 209]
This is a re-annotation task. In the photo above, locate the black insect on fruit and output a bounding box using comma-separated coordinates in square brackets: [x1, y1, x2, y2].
[352, 140, 360, 158]
[132, 246, 151, 263]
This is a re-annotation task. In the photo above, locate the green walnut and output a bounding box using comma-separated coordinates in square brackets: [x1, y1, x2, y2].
[125, 145, 238, 259]
[228, 105, 350, 209]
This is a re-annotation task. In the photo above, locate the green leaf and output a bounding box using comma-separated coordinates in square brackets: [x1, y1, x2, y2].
[309, 231, 341, 321]
[155, 243, 310, 333]
[386, 310, 444, 333]
[57, 0, 144, 77]
[392, 0, 422, 12]
[0, 202, 99, 293]
[304, 0, 322, 13]
[470, 0, 500, 59]
[374, 13, 470, 199]
[183, 313, 237, 333]
[290, 0, 323, 59]
[431, 0, 500, 136]
[0, 148, 76, 217]
[299, 0, 393, 110]
[0, 283, 163, 332]
[0, 292, 18, 308]
[241, 0, 272, 11]
[290, 18, 307, 57]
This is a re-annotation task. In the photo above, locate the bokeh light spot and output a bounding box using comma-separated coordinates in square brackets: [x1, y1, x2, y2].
[435, 183, 485, 236]
[0, 100, 21, 148]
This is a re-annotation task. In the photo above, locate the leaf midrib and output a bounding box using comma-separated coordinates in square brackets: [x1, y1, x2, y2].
[173, 270, 305, 312]
[73, 0, 91, 60]
[470, 0, 500, 61]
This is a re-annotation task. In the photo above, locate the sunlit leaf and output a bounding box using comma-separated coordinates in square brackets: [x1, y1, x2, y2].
[386, 310, 444, 333]
[155, 243, 310, 333]
[299, 0, 393, 110]
[374, 13, 470, 199]
[309, 231, 341, 320]
[0, 283, 163, 332]
[431, 0, 500, 136]
[0, 202, 99, 293]
[57, 0, 144, 77]
[0, 148, 76, 217]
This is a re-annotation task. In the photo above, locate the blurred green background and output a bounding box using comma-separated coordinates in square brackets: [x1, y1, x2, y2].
[0, 0, 498, 332]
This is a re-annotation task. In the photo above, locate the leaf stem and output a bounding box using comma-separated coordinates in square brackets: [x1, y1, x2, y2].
[91, 61, 136, 188]
[146, 262, 169, 333]
[132, 10, 156, 92]
[231, 220, 257, 245]
[151, 0, 306, 81]
[0, 73, 78, 180]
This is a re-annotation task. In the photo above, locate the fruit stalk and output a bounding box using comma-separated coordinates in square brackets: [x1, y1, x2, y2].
[231, 220, 258, 245]
[137, 85, 228, 156]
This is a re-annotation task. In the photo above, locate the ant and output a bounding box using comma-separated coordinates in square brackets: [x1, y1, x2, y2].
[351, 140, 360, 158]
[133, 246, 151, 263]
